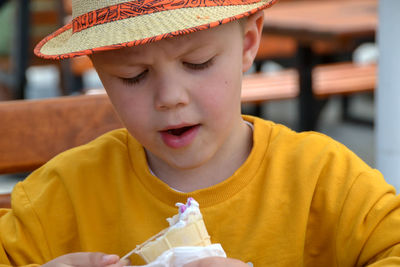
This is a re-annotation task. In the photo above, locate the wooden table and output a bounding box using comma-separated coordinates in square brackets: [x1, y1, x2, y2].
[263, 0, 377, 131]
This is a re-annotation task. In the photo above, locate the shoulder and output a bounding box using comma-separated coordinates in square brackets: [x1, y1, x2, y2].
[246, 115, 376, 183]
[18, 128, 137, 200]
[250, 115, 353, 154]
[246, 115, 345, 153]
[47, 128, 131, 167]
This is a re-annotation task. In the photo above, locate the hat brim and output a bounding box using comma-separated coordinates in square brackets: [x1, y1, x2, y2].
[34, 0, 277, 60]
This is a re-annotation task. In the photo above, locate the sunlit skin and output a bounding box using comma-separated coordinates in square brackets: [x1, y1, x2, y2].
[91, 12, 264, 193]
[42, 11, 264, 267]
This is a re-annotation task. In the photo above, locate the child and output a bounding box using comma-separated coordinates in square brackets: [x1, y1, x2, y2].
[1, 0, 400, 266]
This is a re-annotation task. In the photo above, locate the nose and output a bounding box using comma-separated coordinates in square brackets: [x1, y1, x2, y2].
[154, 76, 189, 110]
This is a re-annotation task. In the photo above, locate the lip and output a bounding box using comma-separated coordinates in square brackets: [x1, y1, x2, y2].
[159, 124, 200, 149]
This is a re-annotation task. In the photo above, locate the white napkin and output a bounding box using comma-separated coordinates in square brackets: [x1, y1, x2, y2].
[128, 244, 226, 267]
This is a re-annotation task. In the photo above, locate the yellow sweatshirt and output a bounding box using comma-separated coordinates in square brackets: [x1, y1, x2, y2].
[1, 116, 400, 266]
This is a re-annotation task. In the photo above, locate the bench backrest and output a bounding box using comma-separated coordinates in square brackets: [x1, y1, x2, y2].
[0, 94, 122, 174]
[0, 94, 122, 208]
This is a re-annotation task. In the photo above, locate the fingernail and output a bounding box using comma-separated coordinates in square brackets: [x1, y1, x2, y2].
[102, 254, 118, 264]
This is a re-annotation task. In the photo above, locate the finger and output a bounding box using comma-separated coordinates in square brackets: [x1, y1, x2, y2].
[63, 252, 120, 267]
[42, 252, 122, 267]
[100, 254, 121, 266]
[106, 258, 131, 267]
[184, 257, 247, 267]
[107, 258, 131, 267]
[184, 257, 226, 267]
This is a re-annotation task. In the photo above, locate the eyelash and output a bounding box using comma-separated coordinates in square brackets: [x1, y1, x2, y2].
[121, 58, 214, 86]
[184, 58, 214, 70]
[121, 70, 149, 86]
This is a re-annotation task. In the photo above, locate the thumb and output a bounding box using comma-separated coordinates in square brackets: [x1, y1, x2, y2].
[42, 252, 123, 267]
[64, 252, 121, 266]
[100, 254, 121, 265]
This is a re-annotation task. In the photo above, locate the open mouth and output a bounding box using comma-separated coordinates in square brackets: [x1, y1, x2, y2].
[160, 124, 200, 148]
[165, 126, 195, 136]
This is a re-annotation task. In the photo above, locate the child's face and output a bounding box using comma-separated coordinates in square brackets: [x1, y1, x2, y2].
[91, 18, 260, 173]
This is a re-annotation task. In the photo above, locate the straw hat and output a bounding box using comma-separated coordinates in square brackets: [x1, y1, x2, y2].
[34, 0, 277, 60]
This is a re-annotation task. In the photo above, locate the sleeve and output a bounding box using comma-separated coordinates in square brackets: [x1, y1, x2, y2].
[0, 182, 49, 266]
[336, 169, 400, 266]
[0, 165, 78, 266]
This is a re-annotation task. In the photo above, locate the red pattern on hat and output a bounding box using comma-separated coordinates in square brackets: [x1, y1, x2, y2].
[73, 0, 260, 33]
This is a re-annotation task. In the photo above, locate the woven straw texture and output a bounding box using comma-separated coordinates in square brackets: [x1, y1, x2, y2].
[35, 0, 276, 59]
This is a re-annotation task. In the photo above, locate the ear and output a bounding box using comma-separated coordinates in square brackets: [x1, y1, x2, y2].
[242, 11, 265, 73]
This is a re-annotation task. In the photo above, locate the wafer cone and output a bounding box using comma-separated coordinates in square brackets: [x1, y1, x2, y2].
[121, 198, 211, 263]
[135, 219, 211, 263]
[134, 218, 211, 263]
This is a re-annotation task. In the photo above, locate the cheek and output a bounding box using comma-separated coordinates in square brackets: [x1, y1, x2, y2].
[117, 99, 150, 131]
[105, 86, 152, 132]
[196, 68, 242, 115]
[116, 101, 154, 146]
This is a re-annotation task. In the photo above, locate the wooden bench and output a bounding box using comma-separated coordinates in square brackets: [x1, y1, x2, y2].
[0, 94, 122, 208]
[241, 62, 376, 103]
[0, 195, 11, 209]
[242, 62, 376, 126]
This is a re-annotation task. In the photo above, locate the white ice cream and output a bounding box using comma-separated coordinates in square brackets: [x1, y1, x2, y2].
[166, 197, 203, 229]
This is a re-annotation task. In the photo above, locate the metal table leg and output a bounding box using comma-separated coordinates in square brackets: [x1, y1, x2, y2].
[296, 43, 319, 131]
[13, 0, 30, 99]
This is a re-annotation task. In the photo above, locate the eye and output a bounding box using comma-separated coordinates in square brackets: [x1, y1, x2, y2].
[121, 69, 148, 85]
[184, 58, 214, 70]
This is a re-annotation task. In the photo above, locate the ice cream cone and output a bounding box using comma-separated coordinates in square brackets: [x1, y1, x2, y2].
[135, 218, 211, 263]
[122, 198, 211, 263]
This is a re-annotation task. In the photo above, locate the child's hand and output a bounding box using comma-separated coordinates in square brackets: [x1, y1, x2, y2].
[41, 252, 130, 267]
[183, 257, 249, 267]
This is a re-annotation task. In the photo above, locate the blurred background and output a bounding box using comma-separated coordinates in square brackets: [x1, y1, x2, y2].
[1, 0, 398, 197]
